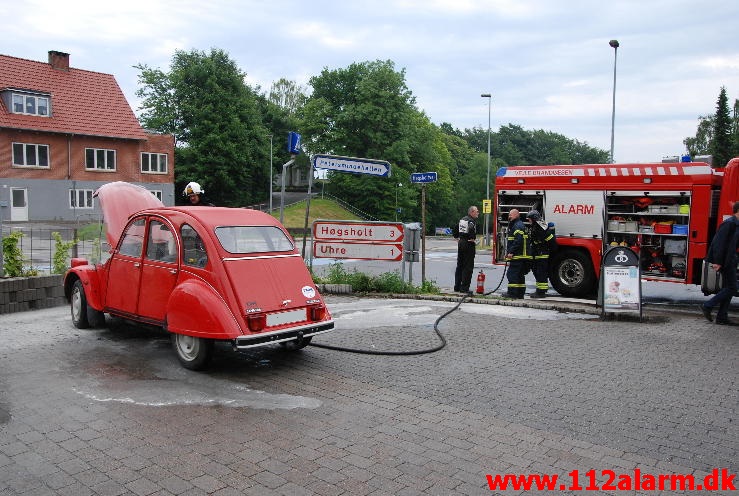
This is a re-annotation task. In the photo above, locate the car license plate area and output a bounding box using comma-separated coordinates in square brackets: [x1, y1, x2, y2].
[267, 308, 306, 327]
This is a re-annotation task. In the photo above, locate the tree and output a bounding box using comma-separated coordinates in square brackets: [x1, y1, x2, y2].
[712, 87, 732, 169]
[683, 115, 714, 157]
[136, 48, 269, 207]
[268, 78, 307, 116]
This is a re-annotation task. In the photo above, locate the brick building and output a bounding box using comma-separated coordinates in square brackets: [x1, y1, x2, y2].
[0, 50, 175, 222]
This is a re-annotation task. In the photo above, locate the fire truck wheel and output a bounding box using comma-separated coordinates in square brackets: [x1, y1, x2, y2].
[172, 333, 214, 370]
[280, 336, 313, 351]
[550, 250, 596, 298]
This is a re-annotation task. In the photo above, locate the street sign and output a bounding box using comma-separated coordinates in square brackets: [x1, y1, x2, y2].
[410, 172, 437, 183]
[313, 221, 404, 243]
[287, 132, 301, 154]
[313, 154, 391, 177]
[482, 199, 492, 214]
[313, 241, 404, 261]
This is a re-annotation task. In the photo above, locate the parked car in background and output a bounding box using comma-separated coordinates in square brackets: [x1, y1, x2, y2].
[64, 182, 334, 370]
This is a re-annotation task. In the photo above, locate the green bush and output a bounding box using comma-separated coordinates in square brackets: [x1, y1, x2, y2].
[314, 262, 438, 294]
[2, 231, 38, 277]
[52, 232, 77, 274]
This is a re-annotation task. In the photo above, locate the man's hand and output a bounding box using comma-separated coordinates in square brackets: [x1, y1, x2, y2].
[711, 263, 722, 271]
[505, 253, 513, 260]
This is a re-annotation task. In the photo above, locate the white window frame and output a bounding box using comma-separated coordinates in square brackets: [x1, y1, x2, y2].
[141, 152, 168, 174]
[69, 189, 95, 209]
[12, 142, 50, 168]
[85, 148, 116, 171]
[151, 190, 163, 201]
[11, 92, 50, 116]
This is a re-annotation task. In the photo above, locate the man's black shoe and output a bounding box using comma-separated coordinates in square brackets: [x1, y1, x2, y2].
[700, 304, 713, 322]
[453, 286, 460, 292]
[715, 319, 734, 325]
[529, 292, 546, 299]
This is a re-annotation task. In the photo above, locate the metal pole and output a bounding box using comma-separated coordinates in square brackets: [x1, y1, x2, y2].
[279, 156, 296, 224]
[421, 185, 426, 285]
[609, 40, 619, 164]
[481, 93, 492, 245]
[269, 135, 273, 212]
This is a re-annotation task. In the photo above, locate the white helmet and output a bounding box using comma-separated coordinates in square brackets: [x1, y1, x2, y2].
[183, 181, 204, 196]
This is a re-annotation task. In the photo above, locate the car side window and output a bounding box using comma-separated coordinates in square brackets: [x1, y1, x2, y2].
[146, 220, 177, 263]
[118, 218, 146, 257]
[181, 224, 208, 268]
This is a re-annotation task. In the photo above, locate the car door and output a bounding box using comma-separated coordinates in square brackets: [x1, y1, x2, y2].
[137, 218, 179, 322]
[105, 217, 146, 315]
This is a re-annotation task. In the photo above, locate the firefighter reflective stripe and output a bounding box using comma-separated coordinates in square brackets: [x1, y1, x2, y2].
[535, 281, 549, 290]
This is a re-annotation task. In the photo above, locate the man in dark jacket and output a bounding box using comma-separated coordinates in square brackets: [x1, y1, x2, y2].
[527, 210, 557, 298]
[503, 209, 531, 299]
[700, 201, 739, 324]
[454, 205, 479, 294]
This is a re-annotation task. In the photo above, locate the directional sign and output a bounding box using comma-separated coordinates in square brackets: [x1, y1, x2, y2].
[313, 241, 404, 261]
[313, 154, 391, 177]
[410, 172, 437, 183]
[287, 132, 302, 154]
[313, 221, 404, 243]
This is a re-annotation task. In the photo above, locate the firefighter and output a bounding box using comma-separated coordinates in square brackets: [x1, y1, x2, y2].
[503, 208, 531, 299]
[700, 200, 739, 325]
[453, 205, 479, 294]
[527, 210, 557, 298]
[183, 182, 214, 206]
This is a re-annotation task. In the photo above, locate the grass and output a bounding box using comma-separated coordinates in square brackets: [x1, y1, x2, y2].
[272, 198, 361, 229]
[313, 262, 439, 294]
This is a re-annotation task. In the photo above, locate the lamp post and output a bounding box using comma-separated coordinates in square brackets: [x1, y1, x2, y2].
[609, 39, 619, 164]
[268, 134, 273, 212]
[481, 93, 492, 245]
[395, 183, 402, 221]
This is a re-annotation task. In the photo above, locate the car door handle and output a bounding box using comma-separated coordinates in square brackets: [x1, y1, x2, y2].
[133, 262, 140, 268]
[169, 269, 177, 274]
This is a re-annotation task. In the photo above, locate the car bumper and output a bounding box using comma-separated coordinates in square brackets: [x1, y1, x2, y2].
[233, 320, 335, 349]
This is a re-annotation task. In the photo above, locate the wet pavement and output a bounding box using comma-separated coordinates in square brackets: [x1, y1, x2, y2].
[0, 296, 737, 495]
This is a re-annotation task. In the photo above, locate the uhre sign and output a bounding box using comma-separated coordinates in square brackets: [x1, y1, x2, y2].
[313, 241, 404, 261]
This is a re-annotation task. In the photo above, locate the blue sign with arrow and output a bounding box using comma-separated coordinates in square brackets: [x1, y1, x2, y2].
[313, 154, 391, 177]
[287, 132, 302, 154]
[410, 172, 437, 183]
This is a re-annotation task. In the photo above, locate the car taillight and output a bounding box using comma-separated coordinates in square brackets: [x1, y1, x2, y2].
[247, 314, 266, 332]
[310, 305, 326, 321]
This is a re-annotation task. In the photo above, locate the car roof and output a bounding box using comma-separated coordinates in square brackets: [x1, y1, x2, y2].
[138, 206, 284, 230]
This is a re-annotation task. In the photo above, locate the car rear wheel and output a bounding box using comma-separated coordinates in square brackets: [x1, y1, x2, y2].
[71, 280, 104, 329]
[550, 249, 597, 298]
[171, 333, 214, 370]
[280, 336, 312, 351]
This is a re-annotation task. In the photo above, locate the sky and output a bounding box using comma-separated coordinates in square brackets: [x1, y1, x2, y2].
[5, 0, 739, 163]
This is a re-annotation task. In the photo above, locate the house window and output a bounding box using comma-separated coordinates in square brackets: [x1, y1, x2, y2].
[151, 190, 162, 201]
[85, 148, 116, 170]
[11, 93, 49, 116]
[12, 142, 49, 167]
[69, 189, 94, 209]
[141, 153, 168, 173]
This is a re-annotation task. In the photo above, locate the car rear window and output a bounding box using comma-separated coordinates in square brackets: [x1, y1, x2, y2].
[215, 226, 294, 253]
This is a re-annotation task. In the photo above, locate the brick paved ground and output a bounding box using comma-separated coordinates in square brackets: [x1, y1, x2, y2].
[0, 297, 737, 495]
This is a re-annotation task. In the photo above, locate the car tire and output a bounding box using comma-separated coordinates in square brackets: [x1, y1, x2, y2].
[279, 336, 312, 351]
[171, 333, 214, 370]
[71, 280, 91, 329]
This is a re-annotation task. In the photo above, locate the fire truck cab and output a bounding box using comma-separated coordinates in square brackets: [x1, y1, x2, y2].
[493, 157, 739, 298]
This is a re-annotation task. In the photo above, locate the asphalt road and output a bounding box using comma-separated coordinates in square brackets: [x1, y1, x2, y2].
[1, 296, 737, 495]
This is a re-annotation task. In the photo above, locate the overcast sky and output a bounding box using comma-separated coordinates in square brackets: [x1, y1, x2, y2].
[6, 0, 739, 163]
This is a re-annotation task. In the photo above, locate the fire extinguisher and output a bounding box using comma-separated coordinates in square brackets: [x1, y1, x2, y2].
[476, 270, 486, 294]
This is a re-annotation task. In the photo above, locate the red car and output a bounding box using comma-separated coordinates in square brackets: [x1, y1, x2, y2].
[64, 182, 334, 370]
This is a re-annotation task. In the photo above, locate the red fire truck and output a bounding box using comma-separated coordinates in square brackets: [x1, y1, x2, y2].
[492, 157, 739, 297]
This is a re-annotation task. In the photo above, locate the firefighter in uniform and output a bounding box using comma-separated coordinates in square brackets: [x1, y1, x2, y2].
[527, 210, 557, 298]
[503, 208, 531, 299]
[453, 205, 479, 294]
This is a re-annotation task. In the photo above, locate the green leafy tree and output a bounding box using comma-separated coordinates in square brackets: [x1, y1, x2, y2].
[712, 87, 732, 168]
[683, 115, 714, 157]
[268, 78, 307, 116]
[51, 232, 77, 274]
[136, 48, 270, 206]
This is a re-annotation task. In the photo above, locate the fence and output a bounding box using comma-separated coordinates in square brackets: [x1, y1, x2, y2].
[1, 224, 109, 276]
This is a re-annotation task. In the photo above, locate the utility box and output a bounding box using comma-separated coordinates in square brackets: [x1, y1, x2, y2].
[403, 223, 421, 262]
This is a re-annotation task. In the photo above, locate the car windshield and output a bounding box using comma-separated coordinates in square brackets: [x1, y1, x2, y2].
[215, 226, 294, 254]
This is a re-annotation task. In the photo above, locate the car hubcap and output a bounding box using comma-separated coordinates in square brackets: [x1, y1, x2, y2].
[175, 334, 199, 361]
[71, 288, 82, 321]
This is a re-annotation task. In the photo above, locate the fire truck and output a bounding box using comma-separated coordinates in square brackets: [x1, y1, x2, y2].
[492, 157, 739, 298]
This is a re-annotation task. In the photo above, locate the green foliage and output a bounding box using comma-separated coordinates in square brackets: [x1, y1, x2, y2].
[2, 231, 38, 277]
[712, 87, 733, 169]
[136, 48, 271, 207]
[315, 262, 437, 294]
[51, 232, 77, 274]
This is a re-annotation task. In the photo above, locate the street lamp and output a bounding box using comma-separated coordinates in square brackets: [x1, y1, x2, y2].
[268, 134, 273, 212]
[609, 39, 619, 164]
[395, 183, 402, 221]
[481, 93, 492, 245]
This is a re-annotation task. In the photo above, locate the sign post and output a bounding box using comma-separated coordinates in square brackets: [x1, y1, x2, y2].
[411, 172, 438, 285]
[280, 132, 301, 224]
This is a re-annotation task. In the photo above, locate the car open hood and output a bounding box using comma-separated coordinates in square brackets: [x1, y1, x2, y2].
[95, 182, 164, 248]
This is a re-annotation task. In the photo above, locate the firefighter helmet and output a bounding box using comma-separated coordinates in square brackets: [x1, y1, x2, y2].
[527, 210, 541, 221]
[183, 182, 204, 197]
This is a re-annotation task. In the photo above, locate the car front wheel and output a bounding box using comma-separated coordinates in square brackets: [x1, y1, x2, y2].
[171, 333, 214, 370]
